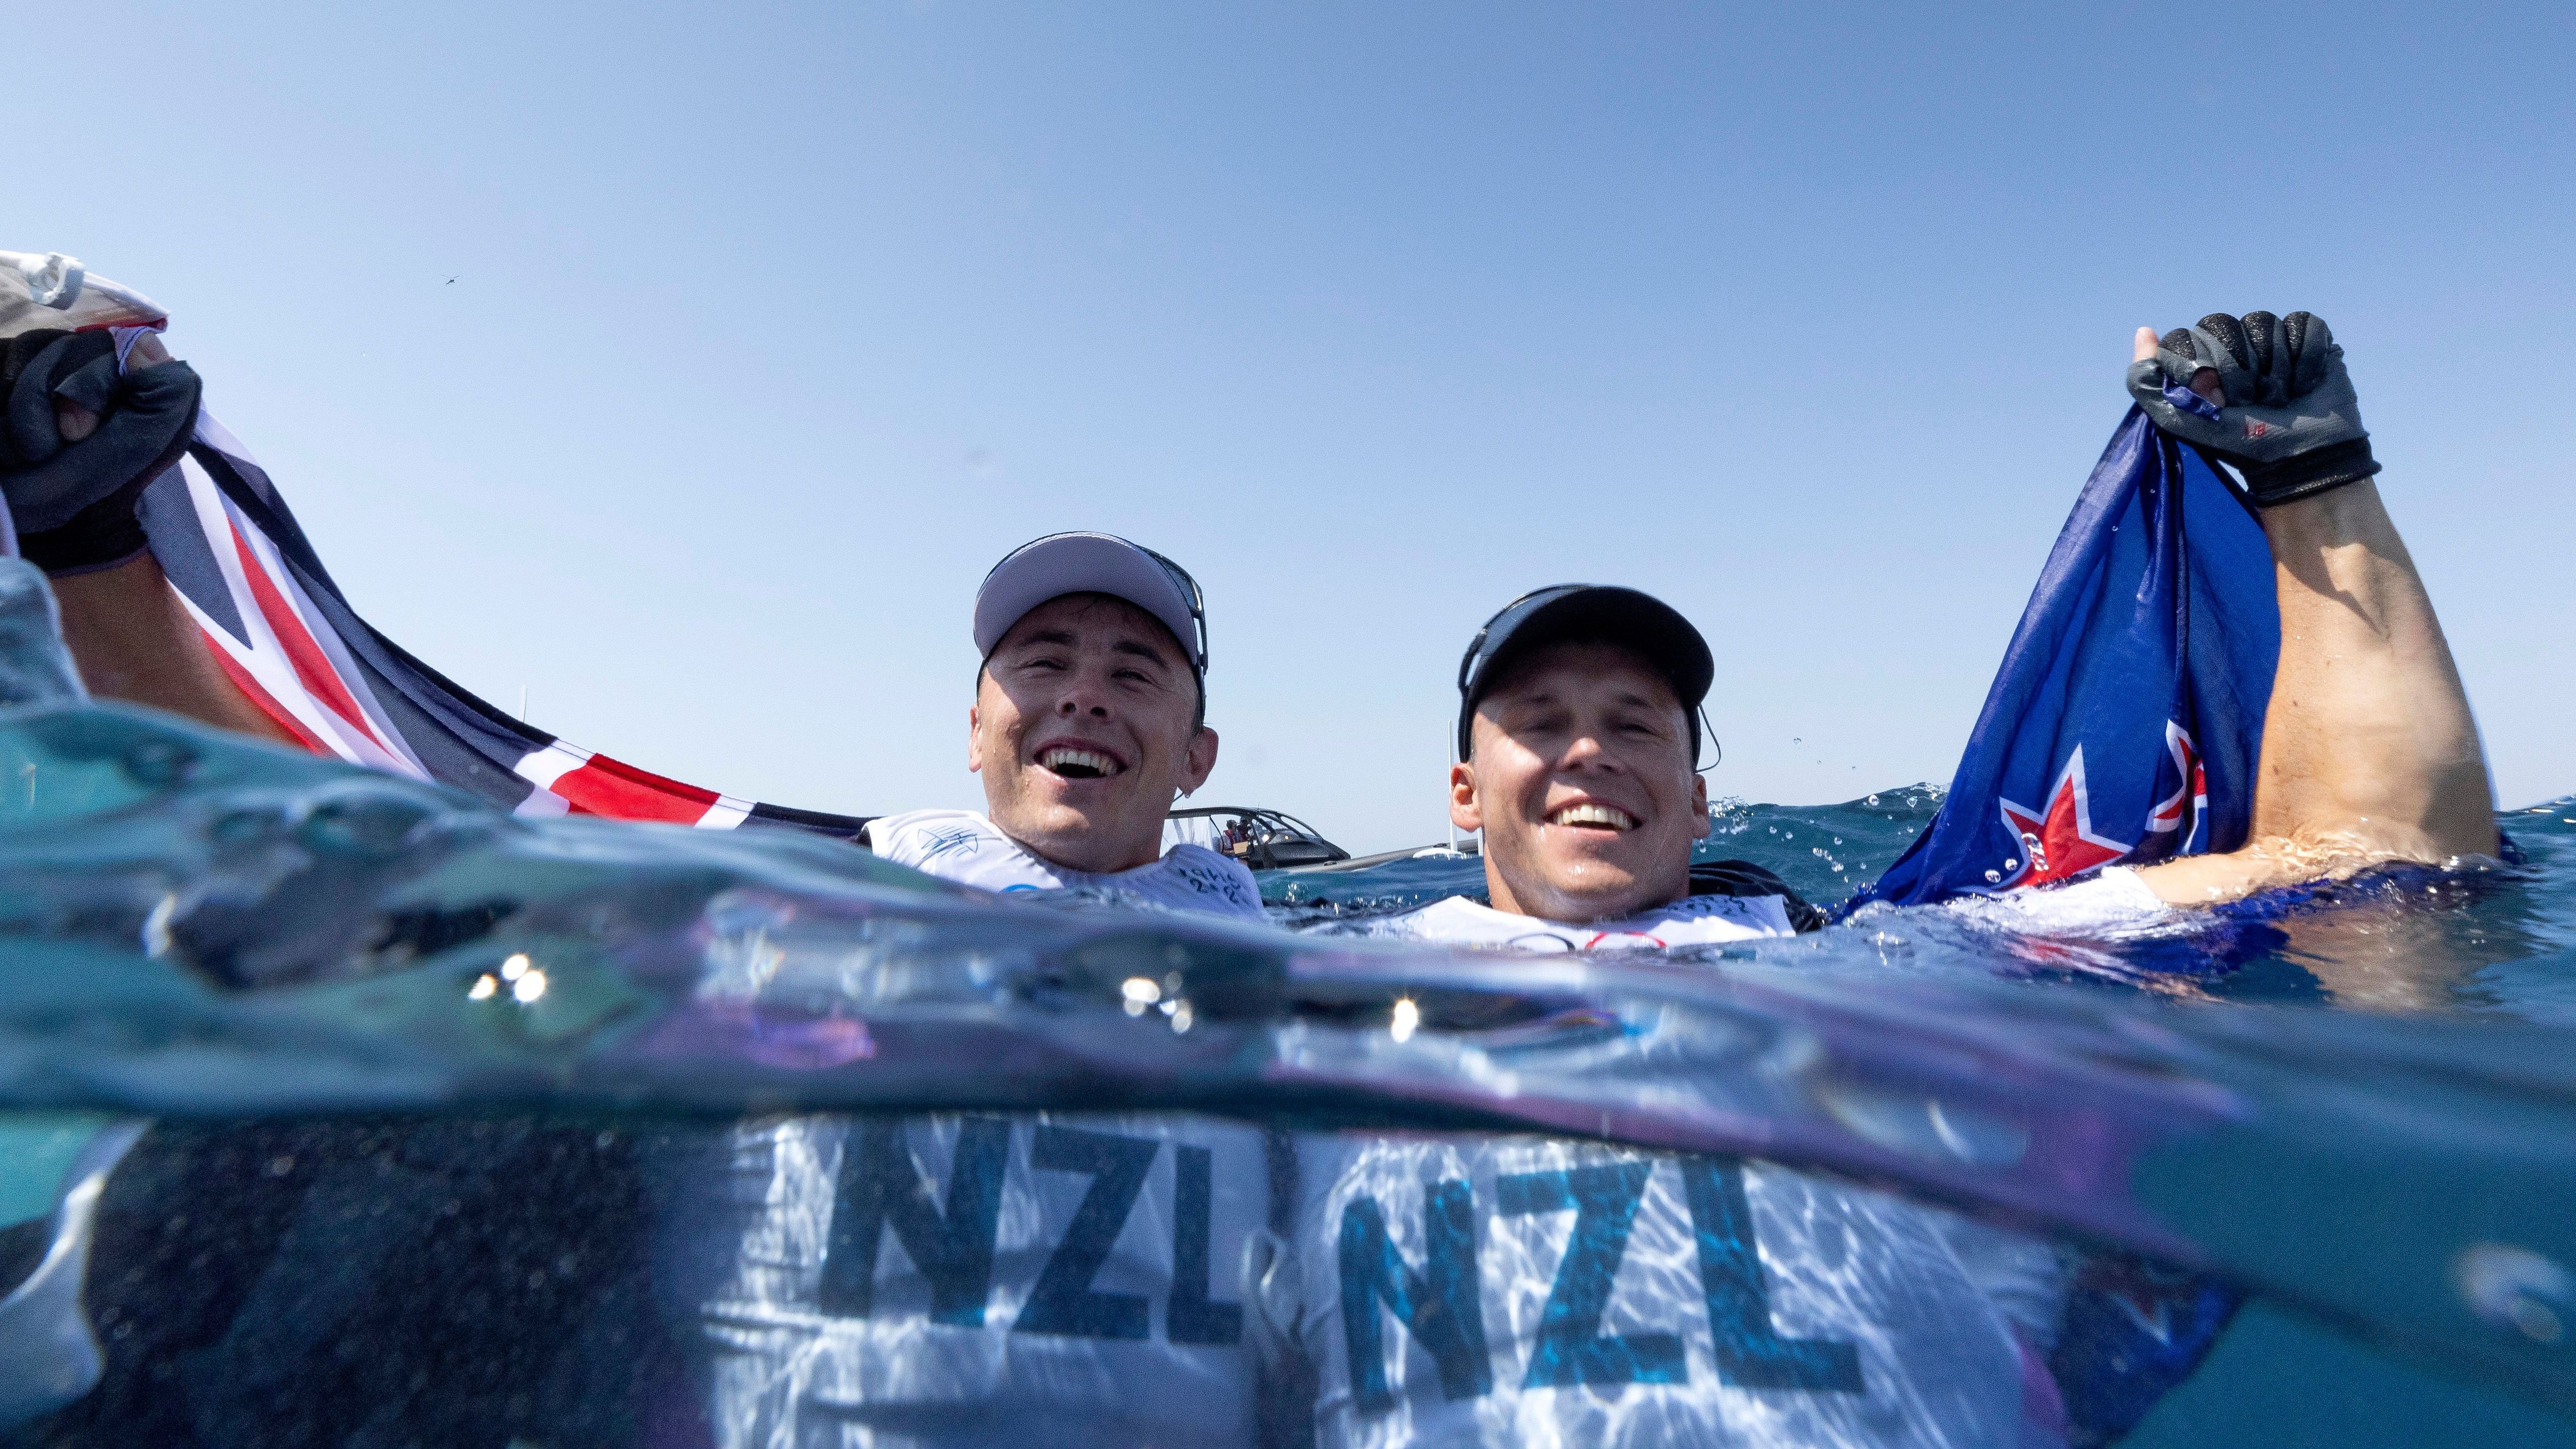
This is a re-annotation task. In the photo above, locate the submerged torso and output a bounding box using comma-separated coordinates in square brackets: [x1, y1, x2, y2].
[677, 810, 1273, 1445]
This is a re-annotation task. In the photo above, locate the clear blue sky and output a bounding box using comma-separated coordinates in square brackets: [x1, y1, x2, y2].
[20, 3, 2574, 851]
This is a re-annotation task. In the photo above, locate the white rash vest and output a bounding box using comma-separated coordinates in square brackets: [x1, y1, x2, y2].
[670, 1112, 1274, 1449]
[1341, 891, 1797, 951]
[865, 808, 1265, 920]
[1270, 1133, 2052, 1449]
[673, 809, 1273, 1446]
[1270, 888, 2070, 1448]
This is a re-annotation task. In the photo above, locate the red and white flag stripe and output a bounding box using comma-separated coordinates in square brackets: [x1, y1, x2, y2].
[168, 438, 428, 781]
[512, 740, 756, 829]
[171, 419, 755, 831]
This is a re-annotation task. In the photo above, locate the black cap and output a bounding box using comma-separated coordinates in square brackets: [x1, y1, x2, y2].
[1454, 585, 1715, 761]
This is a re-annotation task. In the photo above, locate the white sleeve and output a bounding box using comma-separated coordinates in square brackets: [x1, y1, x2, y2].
[1963, 867, 2176, 935]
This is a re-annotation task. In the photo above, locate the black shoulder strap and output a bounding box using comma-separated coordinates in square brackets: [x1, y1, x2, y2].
[1687, 858, 1827, 933]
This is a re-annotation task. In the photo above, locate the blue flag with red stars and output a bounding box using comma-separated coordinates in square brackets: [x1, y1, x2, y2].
[1848, 408, 2280, 911]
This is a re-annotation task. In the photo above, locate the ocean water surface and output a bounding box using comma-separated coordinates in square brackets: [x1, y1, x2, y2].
[1, 557, 2573, 1445]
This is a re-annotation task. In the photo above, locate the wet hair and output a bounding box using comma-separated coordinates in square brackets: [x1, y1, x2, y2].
[975, 593, 1208, 735]
[1464, 635, 1693, 764]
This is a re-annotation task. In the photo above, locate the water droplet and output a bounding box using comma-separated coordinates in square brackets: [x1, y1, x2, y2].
[210, 808, 281, 846]
[121, 738, 198, 789]
[1985, 870, 2001, 884]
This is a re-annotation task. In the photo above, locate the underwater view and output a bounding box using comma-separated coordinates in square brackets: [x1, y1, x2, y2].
[3, 551, 2575, 1446]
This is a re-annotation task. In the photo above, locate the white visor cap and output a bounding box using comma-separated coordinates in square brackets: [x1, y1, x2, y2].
[973, 532, 1205, 673]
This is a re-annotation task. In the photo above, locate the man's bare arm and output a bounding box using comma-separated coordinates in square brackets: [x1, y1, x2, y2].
[52, 551, 301, 746]
[15, 332, 298, 746]
[2129, 325, 2495, 905]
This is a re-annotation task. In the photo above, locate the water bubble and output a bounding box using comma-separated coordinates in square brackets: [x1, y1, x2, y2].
[300, 794, 435, 858]
[210, 808, 283, 846]
[1121, 976, 1161, 1016]
[2455, 1243, 2575, 1344]
[1866, 795, 1880, 806]
[1985, 870, 2001, 884]
[121, 738, 197, 789]
[2004, 858, 2019, 871]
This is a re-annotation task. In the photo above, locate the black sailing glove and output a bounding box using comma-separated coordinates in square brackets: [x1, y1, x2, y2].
[0, 328, 202, 573]
[2124, 310, 2381, 507]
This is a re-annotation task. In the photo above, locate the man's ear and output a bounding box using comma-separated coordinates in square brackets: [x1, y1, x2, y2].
[1179, 725, 1219, 795]
[967, 703, 985, 773]
[1689, 773, 1711, 839]
[1450, 761, 1484, 833]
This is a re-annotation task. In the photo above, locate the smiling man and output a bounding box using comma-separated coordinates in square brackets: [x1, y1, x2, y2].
[857, 531, 1264, 919]
[1282, 585, 2064, 1448]
[683, 533, 1286, 1449]
[1342, 584, 1821, 949]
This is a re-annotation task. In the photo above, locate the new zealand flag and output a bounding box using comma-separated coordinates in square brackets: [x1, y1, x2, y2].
[1849, 408, 2280, 909]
